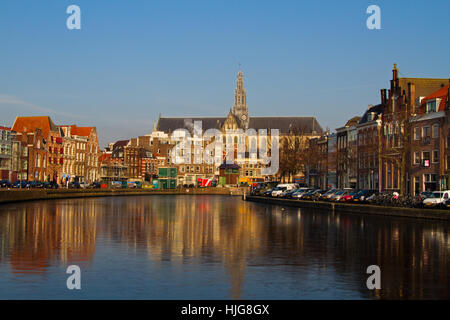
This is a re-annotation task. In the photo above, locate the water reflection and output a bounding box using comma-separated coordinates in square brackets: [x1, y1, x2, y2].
[0, 195, 449, 299]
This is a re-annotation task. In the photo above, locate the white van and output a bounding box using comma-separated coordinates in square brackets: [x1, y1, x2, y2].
[423, 190, 450, 207]
[271, 184, 298, 197]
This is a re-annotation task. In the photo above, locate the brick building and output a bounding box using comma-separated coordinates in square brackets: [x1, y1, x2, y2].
[12, 117, 63, 182]
[0, 126, 12, 180]
[379, 64, 449, 194]
[356, 103, 384, 191]
[409, 84, 450, 193]
[336, 117, 360, 189]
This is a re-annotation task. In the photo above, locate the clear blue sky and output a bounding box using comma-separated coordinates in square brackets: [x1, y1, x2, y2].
[1, 0, 449, 147]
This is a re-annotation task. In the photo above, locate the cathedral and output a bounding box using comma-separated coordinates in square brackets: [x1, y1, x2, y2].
[154, 68, 323, 184]
[156, 68, 323, 136]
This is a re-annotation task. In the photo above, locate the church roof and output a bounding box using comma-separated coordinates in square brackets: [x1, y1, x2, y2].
[156, 116, 323, 135]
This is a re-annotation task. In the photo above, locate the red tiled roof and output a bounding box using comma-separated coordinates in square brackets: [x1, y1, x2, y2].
[0, 126, 11, 131]
[71, 125, 94, 137]
[12, 116, 58, 137]
[420, 84, 450, 113]
[99, 153, 111, 163]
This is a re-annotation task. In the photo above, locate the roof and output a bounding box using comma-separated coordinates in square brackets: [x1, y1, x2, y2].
[418, 84, 449, 113]
[219, 163, 241, 170]
[156, 116, 323, 135]
[344, 116, 361, 127]
[12, 116, 58, 137]
[0, 126, 11, 131]
[358, 104, 384, 125]
[99, 153, 111, 163]
[399, 78, 450, 99]
[71, 125, 94, 137]
[112, 140, 129, 149]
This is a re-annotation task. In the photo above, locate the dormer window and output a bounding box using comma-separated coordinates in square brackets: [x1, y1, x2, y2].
[426, 100, 437, 113]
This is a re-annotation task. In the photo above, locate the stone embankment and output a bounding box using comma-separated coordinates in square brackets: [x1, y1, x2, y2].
[0, 187, 244, 205]
[244, 195, 450, 221]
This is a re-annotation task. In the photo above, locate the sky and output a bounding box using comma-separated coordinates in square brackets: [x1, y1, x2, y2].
[1, 0, 449, 148]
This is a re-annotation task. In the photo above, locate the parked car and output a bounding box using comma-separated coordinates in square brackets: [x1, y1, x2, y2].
[271, 186, 287, 197]
[78, 182, 89, 189]
[319, 189, 338, 201]
[340, 190, 359, 202]
[282, 188, 302, 199]
[310, 189, 327, 201]
[423, 191, 450, 208]
[416, 191, 432, 204]
[443, 198, 450, 209]
[271, 184, 298, 197]
[291, 188, 311, 199]
[42, 181, 59, 189]
[263, 189, 274, 197]
[90, 182, 101, 189]
[329, 190, 350, 202]
[352, 190, 376, 203]
[300, 189, 319, 200]
[68, 182, 81, 189]
[12, 180, 31, 188]
[0, 179, 11, 188]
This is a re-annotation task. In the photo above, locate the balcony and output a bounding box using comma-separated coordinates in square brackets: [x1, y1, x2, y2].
[422, 136, 431, 145]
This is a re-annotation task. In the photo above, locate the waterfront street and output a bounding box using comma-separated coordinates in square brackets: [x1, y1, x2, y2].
[0, 195, 448, 299]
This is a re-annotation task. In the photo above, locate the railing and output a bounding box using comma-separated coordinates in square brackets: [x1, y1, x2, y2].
[422, 136, 431, 145]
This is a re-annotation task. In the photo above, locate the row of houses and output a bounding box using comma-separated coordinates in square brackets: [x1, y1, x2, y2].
[0, 116, 100, 184]
[309, 64, 450, 195]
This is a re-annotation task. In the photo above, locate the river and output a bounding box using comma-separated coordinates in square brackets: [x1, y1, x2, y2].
[0, 195, 448, 299]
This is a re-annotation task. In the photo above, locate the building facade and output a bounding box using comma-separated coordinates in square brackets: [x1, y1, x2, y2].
[409, 84, 450, 193]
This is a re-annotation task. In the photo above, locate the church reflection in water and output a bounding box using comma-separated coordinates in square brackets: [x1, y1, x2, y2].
[0, 195, 449, 299]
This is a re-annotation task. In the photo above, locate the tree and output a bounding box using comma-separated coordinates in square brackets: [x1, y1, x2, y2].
[278, 126, 313, 183]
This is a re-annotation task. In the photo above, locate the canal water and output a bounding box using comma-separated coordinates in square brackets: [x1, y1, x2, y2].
[0, 195, 448, 299]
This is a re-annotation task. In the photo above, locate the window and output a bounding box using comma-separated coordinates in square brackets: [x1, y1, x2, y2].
[426, 100, 437, 113]
[422, 126, 430, 138]
[414, 152, 420, 165]
[432, 124, 439, 139]
[422, 151, 431, 167]
[414, 127, 420, 140]
[432, 150, 439, 163]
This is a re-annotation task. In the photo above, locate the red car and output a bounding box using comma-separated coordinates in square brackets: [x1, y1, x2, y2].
[340, 191, 358, 202]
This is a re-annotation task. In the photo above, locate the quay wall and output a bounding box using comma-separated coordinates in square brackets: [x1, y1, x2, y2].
[0, 188, 244, 205]
[244, 196, 450, 221]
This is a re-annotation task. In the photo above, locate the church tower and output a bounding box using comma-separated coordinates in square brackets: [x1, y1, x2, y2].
[231, 67, 249, 130]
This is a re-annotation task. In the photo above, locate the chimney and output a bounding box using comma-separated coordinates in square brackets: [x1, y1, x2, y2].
[392, 63, 398, 80]
[380, 89, 387, 105]
[408, 82, 415, 106]
[408, 82, 416, 113]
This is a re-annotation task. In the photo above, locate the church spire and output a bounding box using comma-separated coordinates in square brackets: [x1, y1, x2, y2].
[232, 66, 249, 129]
[234, 66, 246, 107]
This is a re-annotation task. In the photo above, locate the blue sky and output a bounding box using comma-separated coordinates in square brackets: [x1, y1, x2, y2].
[1, 0, 449, 147]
